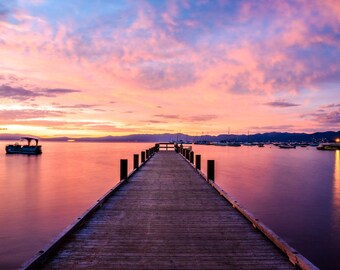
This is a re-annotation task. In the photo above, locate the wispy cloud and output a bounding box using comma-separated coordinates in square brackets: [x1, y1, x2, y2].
[321, 103, 340, 109]
[306, 109, 340, 124]
[0, 109, 65, 121]
[264, 100, 300, 108]
[43, 88, 81, 95]
[188, 115, 218, 122]
[0, 85, 40, 100]
[153, 114, 217, 123]
[249, 125, 296, 131]
[145, 120, 163, 124]
[52, 103, 98, 109]
[154, 114, 179, 119]
[0, 84, 81, 100]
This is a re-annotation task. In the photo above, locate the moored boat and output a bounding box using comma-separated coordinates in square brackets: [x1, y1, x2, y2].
[316, 143, 340, 151]
[278, 143, 296, 149]
[194, 140, 211, 145]
[227, 141, 241, 147]
[243, 142, 255, 146]
[309, 143, 319, 147]
[6, 137, 42, 155]
[214, 141, 241, 146]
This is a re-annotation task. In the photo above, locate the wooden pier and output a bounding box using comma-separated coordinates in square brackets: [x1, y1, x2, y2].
[21, 146, 317, 269]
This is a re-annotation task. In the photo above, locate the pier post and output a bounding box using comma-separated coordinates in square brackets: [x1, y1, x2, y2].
[146, 149, 150, 159]
[207, 160, 215, 182]
[133, 154, 139, 169]
[190, 151, 194, 164]
[141, 151, 145, 163]
[196, 154, 201, 170]
[185, 149, 190, 160]
[120, 159, 128, 181]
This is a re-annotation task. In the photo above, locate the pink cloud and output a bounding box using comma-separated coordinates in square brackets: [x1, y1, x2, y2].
[0, 0, 339, 135]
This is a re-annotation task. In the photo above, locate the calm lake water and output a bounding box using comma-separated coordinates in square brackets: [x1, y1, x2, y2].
[0, 142, 339, 269]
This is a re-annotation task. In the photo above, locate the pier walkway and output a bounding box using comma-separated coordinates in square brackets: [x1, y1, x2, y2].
[25, 151, 303, 269]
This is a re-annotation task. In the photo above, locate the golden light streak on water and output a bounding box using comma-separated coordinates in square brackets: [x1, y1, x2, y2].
[334, 150, 340, 196]
[335, 150, 340, 180]
[333, 150, 340, 233]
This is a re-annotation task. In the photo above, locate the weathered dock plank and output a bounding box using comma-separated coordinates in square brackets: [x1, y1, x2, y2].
[26, 151, 303, 269]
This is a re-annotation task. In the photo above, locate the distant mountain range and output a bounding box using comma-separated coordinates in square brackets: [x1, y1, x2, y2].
[0, 131, 339, 143]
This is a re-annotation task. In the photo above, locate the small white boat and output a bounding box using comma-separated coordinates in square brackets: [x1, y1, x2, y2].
[243, 142, 255, 146]
[6, 137, 42, 155]
[214, 141, 241, 147]
[278, 143, 296, 149]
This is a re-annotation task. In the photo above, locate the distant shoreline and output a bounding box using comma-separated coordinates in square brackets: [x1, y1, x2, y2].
[0, 131, 339, 143]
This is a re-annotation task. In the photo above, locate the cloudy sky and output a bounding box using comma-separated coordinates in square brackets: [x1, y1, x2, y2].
[0, 0, 339, 137]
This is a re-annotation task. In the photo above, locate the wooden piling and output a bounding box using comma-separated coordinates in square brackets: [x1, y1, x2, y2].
[190, 151, 194, 164]
[133, 154, 139, 170]
[185, 149, 190, 160]
[196, 154, 201, 170]
[120, 159, 128, 181]
[207, 160, 215, 181]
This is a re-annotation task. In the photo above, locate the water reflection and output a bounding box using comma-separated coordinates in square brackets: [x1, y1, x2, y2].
[332, 150, 340, 242]
[1, 143, 339, 269]
[0, 141, 153, 269]
[193, 145, 337, 269]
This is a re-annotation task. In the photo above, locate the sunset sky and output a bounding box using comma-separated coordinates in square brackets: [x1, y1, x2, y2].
[0, 0, 339, 137]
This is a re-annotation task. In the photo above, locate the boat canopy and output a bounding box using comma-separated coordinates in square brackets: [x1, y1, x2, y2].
[21, 137, 39, 146]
